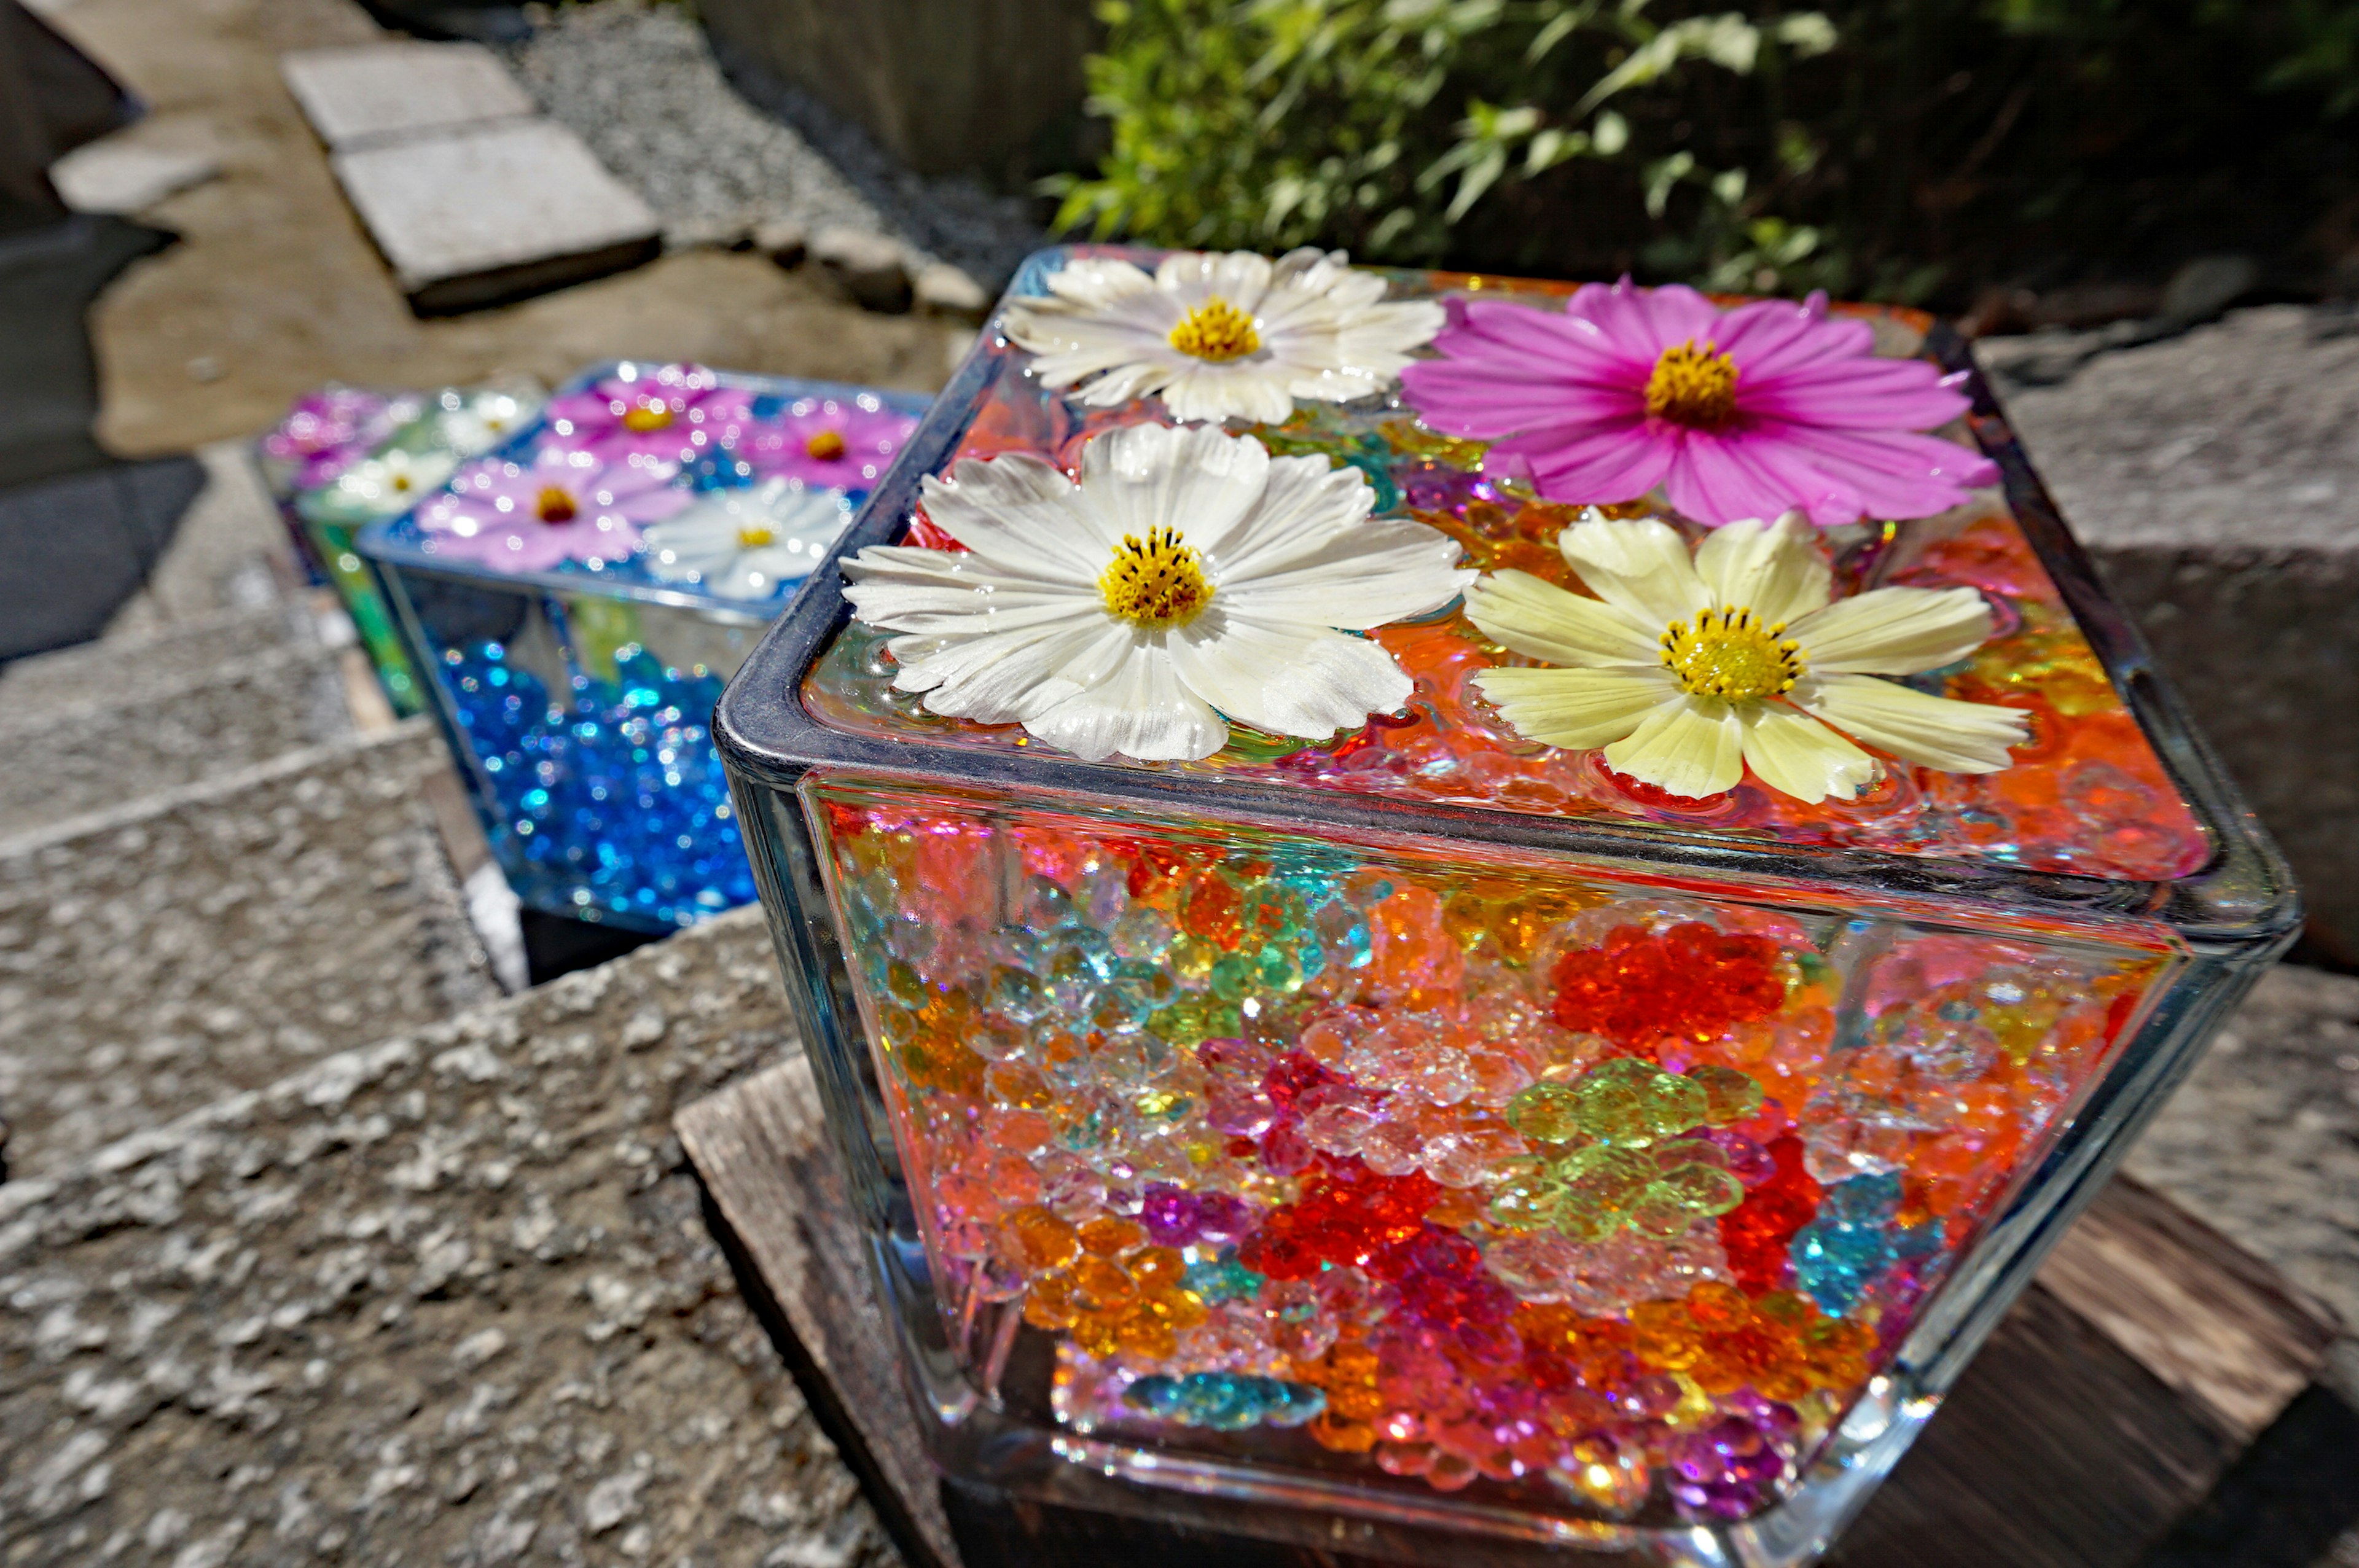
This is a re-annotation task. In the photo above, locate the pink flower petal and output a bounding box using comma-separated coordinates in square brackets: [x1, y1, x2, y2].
[1508, 421, 1675, 505]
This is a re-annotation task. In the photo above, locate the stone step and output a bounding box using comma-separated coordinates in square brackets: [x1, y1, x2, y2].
[0, 639, 355, 838]
[0, 908, 883, 1568]
[0, 721, 498, 1177]
[0, 601, 301, 716]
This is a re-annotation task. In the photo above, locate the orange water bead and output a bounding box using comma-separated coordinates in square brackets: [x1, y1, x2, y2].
[1180, 870, 1245, 950]
[1001, 1206, 1081, 1274]
[1367, 884, 1467, 1007]
[1079, 1215, 1148, 1256]
[1628, 1283, 1866, 1400]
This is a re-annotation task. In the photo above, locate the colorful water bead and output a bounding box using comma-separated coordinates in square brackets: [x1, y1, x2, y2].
[1010, 1205, 1213, 1359]
[1125, 1371, 1329, 1430]
[1551, 921, 1789, 1053]
[1489, 1060, 1759, 1240]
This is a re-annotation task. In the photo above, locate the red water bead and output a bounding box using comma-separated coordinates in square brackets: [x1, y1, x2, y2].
[1261, 1051, 1331, 1115]
[1238, 1160, 1439, 1280]
[1552, 922, 1786, 1053]
[1718, 1136, 1821, 1294]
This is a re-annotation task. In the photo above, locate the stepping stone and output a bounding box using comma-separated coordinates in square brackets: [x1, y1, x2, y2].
[0, 721, 496, 1176]
[0, 639, 352, 837]
[279, 41, 536, 151]
[1984, 305, 2359, 959]
[0, 910, 885, 1568]
[329, 119, 660, 313]
[0, 602, 297, 716]
[47, 136, 221, 215]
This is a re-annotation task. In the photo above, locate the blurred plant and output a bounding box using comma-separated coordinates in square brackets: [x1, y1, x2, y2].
[1049, 1, 1834, 289]
[1054, 0, 2359, 307]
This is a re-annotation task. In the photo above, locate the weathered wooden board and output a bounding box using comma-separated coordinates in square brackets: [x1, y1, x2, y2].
[679, 1056, 2339, 1568]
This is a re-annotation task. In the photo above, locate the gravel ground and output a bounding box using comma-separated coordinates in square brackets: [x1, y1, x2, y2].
[507, 1, 1043, 284]
[0, 908, 887, 1568]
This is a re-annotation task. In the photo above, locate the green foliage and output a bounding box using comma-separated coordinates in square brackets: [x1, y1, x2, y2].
[1050, 1, 1833, 271]
[1052, 0, 2359, 304]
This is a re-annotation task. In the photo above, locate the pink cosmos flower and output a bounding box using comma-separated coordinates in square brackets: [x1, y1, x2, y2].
[264, 385, 406, 491]
[734, 394, 920, 490]
[543, 363, 756, 466]
[1398, 281, 1998, 528]
[415, 446, 689, 573]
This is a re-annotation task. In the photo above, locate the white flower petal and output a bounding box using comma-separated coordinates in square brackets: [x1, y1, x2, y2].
[1156, 249, 1275, 310]
[891, 613, 1120, 725]
[1185, 449, 1367, 568]
[1600, 695, 1746, 797]
[918, 453, 1113, 580]
[1078, 423, 1269, 553]
[1024, 641, 1228, 762]
[1692, 512, 1831, 626]
[1167, 615, 1410, 739]
[1473, 665, 1676, 749]
[1791, 585, 1994, 674]
[1213, 520, 1471, 629]
[1557, 517, 1712, 626]
[1462, 570, 1661, 668]
[1739, 704, 1877, 803]
[1791, 673, 2028, 772]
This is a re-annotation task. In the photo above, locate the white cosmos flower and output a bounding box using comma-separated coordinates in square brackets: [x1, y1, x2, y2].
[1465, 512, 2028, 803]
[1002, 248, 1446, 426]
[640, 478, 855, 601]
[316, 446, 460, 521]
[842, 423, 1474, 763]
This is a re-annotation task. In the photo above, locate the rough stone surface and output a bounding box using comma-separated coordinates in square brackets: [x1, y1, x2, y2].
[0, 604, 296, 714]
[329, 120, 660, 300]
[505, 3, 1039, 283]
[280, 41, 538, 150]
[0, 722, 496, 1177]
[1982, 305, 2359, 552]
[1985, 304, 2359, 956]
[0, 641, 351, 837]
[0, 910, 889, 1568]
[2131, 964, 2359, 1400]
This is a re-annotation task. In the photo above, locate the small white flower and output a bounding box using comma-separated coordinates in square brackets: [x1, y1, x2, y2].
[1003, 248, 1445, 426]
[324, 447, 460, 518]
[843, 423, 1474, 763]
[437, 384, 544, 458]
[1465, 512, 2028, 803]
[640, 479, 855, 601]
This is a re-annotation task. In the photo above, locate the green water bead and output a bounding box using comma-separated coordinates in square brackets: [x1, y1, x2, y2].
[1208, 954, 1256, 1001]
[1551, 1145, 1657, 1241]
[1573, 1058, 1707, 1145]
[1506, 1083, 1586, 1143]
[1484, 1157, 1563, 1230]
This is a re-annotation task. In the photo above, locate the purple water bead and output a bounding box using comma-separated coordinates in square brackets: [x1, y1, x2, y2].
[1667, 1417, 1791, 1521]
[1198, 1037, 1277, 1085]
[1139, 1183, 1254, 1246]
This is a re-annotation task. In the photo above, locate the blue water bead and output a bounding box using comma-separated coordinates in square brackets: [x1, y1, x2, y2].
[1120, 1373, 1327, 1432]
[1821, 1172, 1902, 1229]
[437, 638, 754, 927]
[1181, 1250, 1263, 1306]
[1124, 1375, 1187, 1419]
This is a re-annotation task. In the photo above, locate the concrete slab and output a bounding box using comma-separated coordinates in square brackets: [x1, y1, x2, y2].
[329, 119, 660, 313]
[278, 40, 535, 150]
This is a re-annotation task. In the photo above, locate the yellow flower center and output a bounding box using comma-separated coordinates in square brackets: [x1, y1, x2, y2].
[1645, 340, 1740, 430]
[1662, 605, 1801, 701]
[622, 404, 675, 432]
[390, 472, 413, 492]
[736, 523, 776, 548]
[805, 429, 847, 461]
[1100, 527, 1214, 629]
[1168, 297, 1261, 363]
[535, 485, 579, 525]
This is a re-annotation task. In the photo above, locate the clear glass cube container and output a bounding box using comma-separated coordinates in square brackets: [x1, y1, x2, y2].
[358, 362, 927, 932]
[711, 249, 2296, 1565]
